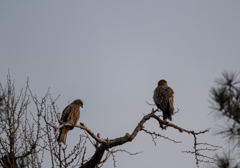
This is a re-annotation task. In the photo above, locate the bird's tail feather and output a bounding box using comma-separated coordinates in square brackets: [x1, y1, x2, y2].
[163, 110, 172, 121]
[57, 128, 70, 145]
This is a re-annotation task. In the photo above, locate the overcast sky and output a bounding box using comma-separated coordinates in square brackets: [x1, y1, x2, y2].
[1, 1, 240, 168]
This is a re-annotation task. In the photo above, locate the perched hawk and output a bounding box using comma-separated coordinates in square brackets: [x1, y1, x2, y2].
[153, 79, 174, 121]
[57, 99, 83, 144]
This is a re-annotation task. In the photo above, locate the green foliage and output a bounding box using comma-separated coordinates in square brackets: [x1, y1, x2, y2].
[210, 71, 240, 168]
[212, 151, 240, 168]
[210, 71, 240, 122]
[211, 71, 240, 147]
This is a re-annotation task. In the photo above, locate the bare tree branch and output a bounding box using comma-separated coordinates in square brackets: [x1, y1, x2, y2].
[44, 107, 218, 168]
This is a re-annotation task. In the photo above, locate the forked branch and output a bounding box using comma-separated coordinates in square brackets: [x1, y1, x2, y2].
[44, 107, 217, 168]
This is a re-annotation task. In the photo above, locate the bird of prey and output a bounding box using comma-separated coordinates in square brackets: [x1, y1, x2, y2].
[57, 99, 83, 144]
[153, 79, 174, 121]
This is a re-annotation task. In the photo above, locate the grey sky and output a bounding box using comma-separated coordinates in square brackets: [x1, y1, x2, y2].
[1, 1, 240, 167]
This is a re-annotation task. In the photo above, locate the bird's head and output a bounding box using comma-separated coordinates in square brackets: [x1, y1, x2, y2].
[73, 99, 83, 108]
[158, 79, 168, 87]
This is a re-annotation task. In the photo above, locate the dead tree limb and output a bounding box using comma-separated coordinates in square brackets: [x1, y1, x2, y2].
[45, 107, 219, 168]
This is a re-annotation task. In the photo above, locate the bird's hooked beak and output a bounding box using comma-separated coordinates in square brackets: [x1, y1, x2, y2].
[81, 105, 83, 108]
